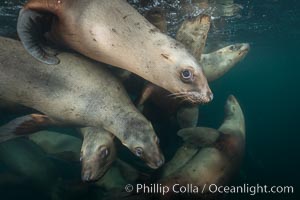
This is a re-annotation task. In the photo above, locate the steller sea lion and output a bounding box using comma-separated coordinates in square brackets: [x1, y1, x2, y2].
[201, 43, 250, 81]
[6, 126, 117, 182]
[159, 95, 245, 199]
[30, 128, 117, 182]
[137, 14, 249, 128]
[17, 0, 213, 104]
[0, 37, 164, 169]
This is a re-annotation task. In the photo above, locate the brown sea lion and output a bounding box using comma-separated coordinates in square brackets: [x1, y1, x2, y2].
[0, 37, 164, 169]
[17, 0, 213, 104]
[30, 128, 117, 182]
[3, 124, 117, 182]
[159, 95, 245, 199]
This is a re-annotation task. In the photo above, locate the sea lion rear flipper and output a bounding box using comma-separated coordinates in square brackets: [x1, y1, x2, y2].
[17, 8, 60, 65]
[0, 114, 57, 143]
[177, 127, 220, 147]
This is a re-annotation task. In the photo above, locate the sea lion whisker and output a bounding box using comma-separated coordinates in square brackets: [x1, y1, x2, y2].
[167, 92, 188, 97]
[170, 94, 188, 100]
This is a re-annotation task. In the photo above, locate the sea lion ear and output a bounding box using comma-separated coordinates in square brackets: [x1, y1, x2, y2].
[177, 127, 220, 147]
[17, 8, 60, 65]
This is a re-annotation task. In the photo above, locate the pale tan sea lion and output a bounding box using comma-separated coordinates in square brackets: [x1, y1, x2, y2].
[79, 127, 116, 182]
[159, 95, 245, 199]
[135, 15, 210, 127]
[136, 14, 211, 107]
[17, 0, 213, 104]
[0, 37, 164, 169]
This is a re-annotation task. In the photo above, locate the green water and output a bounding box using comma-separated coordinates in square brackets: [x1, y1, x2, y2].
[0, 0, 299, 199]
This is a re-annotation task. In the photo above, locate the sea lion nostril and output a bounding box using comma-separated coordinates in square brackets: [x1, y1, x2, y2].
[82, 172, 91, 182]
[208, 92, 214, 101]
[157, 159, 164, 167]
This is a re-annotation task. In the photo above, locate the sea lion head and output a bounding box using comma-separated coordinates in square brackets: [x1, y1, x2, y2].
[220, 95, 245, 140]
[201, 43, 250, 82]
[157, 42, 213, 104]
[122, 118, 164, 169]
[80, 128, 116, 182]
[222, 43, 250, 61]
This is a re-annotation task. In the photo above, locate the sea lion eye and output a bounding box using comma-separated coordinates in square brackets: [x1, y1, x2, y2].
[181, 69, 193, 82]
[135, 147, 143, 157]
[229, 45, 234, 51]
[100, 147, 109, 158]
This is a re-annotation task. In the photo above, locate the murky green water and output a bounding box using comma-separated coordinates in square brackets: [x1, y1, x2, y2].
[0, 0, 299, 199]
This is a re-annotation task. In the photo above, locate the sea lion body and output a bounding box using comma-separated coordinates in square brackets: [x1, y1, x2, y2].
[18, 0, 213, 104]
[0, 37, 163, 169]
[159, 95, 245, 198]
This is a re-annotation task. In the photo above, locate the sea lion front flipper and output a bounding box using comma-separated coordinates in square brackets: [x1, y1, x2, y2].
[0, 114, 58, 143]
[176, 14, 211, 59]
[145, 7, 167, 33]
[17, 8, 60, 65]
[177, 127, 220, 147]
[135, 83, 156, 109]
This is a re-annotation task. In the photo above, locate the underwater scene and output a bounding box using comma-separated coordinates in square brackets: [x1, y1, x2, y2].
[0, 0, 299, 200]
